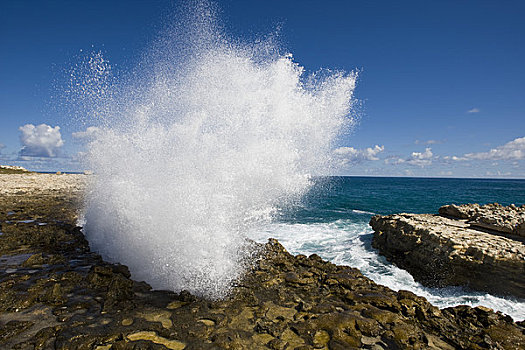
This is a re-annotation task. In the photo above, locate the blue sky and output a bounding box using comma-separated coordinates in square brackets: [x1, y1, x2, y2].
[1, 0, 524, 177]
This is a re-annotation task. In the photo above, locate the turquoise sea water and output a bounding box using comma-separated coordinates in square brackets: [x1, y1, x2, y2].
[248, 176, 525, 321]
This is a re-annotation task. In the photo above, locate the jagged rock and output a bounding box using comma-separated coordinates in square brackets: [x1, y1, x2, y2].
[438, 203, 480, 219]
[370, 212, 525, 298]
[439, 203, 525, 237]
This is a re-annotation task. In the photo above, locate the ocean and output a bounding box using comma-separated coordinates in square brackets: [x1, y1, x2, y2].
[248, 176, 525, 321]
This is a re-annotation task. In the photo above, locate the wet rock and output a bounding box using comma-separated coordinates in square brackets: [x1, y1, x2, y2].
[137, 309, 173, 329]
[21, 253, 46, 267]
[267, 337, 288, 350]
[126, 331, 186, 350]
[166, 301, 188, 310]
[121, 318, 134, 326]
[45, 283, 67, 306]
[105, 274, 134, 308]
[0, 320, 34, 342]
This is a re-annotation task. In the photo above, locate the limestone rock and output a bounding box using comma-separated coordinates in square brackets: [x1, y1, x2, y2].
[439, 203, 525, 237]
[370, 212, 525, 298]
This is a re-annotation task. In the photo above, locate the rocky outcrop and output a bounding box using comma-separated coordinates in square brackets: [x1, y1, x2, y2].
[0, 165, 31, 174]
[370, 208, 525, 299]
[1, 177, 524, 349]
[439, 203, 525, 237]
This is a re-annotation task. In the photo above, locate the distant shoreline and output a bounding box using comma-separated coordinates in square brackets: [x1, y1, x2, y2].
[35, 171, 87, 175]
[2, 166, 523, 181]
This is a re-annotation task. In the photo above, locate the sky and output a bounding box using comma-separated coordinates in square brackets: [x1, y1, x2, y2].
[1, 0, 524, 178]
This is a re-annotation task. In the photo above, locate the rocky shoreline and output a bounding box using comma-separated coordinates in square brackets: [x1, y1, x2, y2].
[0, 174, 524, 349]
[370, 204, 525, 299]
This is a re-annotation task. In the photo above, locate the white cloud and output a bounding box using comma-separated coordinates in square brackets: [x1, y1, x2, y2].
[19, 124, 64, 157]
[384, 156, 402, 165]
[407, 148, 433, 166]
[386, 147, 434, 167]
[455, 137, 525, 161]
[0, 143, 5, 152]
[467, 108, 480, 113]
[72, 126, 100, 139]
[334, 145, 385, 164]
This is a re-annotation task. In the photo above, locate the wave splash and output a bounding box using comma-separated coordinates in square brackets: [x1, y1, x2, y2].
[80, 2, 357, 299]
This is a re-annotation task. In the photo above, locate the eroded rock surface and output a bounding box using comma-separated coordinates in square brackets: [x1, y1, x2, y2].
[370, 210, 525, 299]
[1, 175, 524, 349]
[439, 203, 525, 237]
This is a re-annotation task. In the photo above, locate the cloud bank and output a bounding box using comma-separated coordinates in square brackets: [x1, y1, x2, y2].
[334, 145, 384, 164]
[386, 147, 434, 167]
[19, 124, 64, 157]
[407, 148, 434, 166]
[462, 137, 525, 161]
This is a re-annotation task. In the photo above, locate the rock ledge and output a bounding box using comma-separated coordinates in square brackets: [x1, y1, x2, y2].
[439, 203, 525, 237]
[370, 204, 525, 299]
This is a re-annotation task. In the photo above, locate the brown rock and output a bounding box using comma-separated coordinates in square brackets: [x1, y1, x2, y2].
[439, 203, 525, 237]
[370, 212, 525, 298]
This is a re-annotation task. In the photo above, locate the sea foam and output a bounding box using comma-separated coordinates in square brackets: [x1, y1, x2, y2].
[79, 1, 357, 298]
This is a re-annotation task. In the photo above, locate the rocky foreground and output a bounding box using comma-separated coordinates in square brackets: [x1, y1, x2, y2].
[0, 174, 524, 349]
[370, 204, 525, 299]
